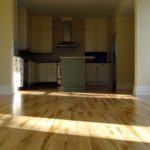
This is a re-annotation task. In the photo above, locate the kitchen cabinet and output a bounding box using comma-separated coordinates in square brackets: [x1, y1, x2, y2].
[39, 63, 57, 82]
[30, 16, 52, 53]
[28, 62, 58, 84]
[30, 28, 41, 52]
[40, 17, 52, 53]
[86, 63, 111, 85]
[85, 19, 108, 52]
[61, 57, 85, 92]
[97, 64, 111, 83]
[13, 57, 24, 90]
[34, 63, 39, 83]
[85, 31, 95, 52]
[39, 63, 49, 82]
[28, 61, 36, 84]
[86, 64, 97, 83]
[47, 63, 57, 82]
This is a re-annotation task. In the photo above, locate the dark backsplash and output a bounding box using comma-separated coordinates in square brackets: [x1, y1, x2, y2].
[85, 52, 107, 63]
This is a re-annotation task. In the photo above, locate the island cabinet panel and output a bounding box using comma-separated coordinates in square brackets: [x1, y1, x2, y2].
[61, 58, 85, 92]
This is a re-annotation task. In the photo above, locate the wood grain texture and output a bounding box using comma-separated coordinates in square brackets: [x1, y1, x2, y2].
[0, 90, 150, 150]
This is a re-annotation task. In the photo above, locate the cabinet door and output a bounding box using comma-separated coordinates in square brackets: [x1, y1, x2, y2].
[41, 29, 52, 53]
[85, 31, 95, 52]
[86, 64, 97, 83]
[34, 63, 39, 83]
[39, 63, 48, 82]
[40, 17, 52, 53]
[13, 57, 23, 88]
[30, 16, 52, 53]
[47, 63, 57, 82]
[85, 19, 95, 52]
[97, 64, 110, 83]
[95, 30, 107, 51]
[38, 63, 57, 82]
[95, 19, 108, 52]
[28, 61, 35, 84]
[85, 18, 108, 52]
[31, 28, 41, 52]
[30, 16, 41, 52]
[85, 19, 96, 31]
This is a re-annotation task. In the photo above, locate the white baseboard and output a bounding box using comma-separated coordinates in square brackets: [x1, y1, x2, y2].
[117, 83, 133, 90]
[0, 85, 14, 95]
[134, 86, 150, 96]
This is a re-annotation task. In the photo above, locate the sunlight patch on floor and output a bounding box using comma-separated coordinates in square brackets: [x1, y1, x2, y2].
[47, 92, 136, 100]
[19, 91, 47, 95]
[0, 114, 149, 143]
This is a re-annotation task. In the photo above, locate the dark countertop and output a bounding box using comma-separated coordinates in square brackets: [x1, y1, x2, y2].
[16, 50, 111, 64]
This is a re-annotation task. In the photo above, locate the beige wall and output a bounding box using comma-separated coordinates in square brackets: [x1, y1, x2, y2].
[0, 0, 14, 94]
[116, 16, 134, 89]
[109, 12, 134, 90]
[18, 8, 28, 50]
[14, 0, 18, 46]
[134, 0, 150, 95]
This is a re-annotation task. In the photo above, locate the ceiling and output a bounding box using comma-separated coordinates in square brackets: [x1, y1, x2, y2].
[17, 0, 134, 17]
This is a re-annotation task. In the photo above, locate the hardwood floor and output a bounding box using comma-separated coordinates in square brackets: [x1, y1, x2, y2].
[0, 90, 150, 150]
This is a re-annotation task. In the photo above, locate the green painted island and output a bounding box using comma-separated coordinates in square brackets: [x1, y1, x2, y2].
[60, 57, 86, 92]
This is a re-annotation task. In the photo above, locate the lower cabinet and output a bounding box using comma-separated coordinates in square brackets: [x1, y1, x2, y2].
[28, 62, 58, 84]
[97, 64, 111, 83]
[47, 63, 57, 82]
[28, 61, 36, 85]
[86, 63, 111, 85]
[39, 63, 49, 82]
[39, 63, 57, 82]
[86, 64, 97, 83]
[13, 56, 24, 90]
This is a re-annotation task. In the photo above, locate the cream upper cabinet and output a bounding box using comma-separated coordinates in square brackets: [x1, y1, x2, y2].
[85, 31, 95, 51]
[40, 17, 52, 53]
[85, 19, 108, 52]
[30, 16, 52, 53]
[31, 28, 41, 52]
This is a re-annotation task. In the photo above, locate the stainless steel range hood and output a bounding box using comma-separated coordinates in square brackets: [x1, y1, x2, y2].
[56, 20, 79, 48]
